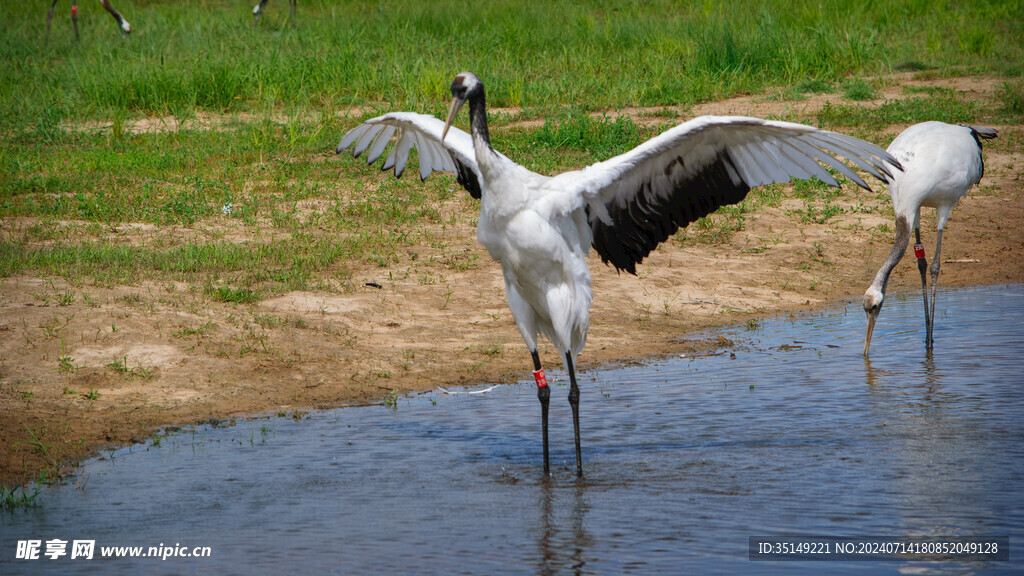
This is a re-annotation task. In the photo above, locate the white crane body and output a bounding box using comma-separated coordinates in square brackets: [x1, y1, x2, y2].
[886, 121, 986, 230]
[339, 72, 901, 475]
[863, 121, 996, 355]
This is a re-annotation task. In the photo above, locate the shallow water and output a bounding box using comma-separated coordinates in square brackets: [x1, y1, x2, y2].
[4, 284, 1023, 575]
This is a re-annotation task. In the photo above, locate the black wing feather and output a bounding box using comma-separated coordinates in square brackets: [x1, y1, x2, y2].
[960, 125, 998, 178]
[455, 158, 482, 199]
[588, 151, 749, 275]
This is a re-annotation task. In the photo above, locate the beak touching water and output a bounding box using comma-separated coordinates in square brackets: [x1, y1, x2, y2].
[863, 310, 878, 357]
[442, 96, 466, 142]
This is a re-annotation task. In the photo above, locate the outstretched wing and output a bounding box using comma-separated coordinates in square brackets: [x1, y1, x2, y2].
[564, 115, 901, 274]
[336, 112, 483, 199]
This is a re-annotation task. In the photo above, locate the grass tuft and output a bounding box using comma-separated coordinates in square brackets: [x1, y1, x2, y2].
[998, 80, 1024, 120]
[818, 93, 985, 129]
[1, 484, 40, 510]
[842, 79, 878, 101]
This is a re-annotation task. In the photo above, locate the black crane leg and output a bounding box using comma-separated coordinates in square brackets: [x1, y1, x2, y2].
[72, 1, 79, 41]
[46, 0, 59, 43]
[913, 229, 931, 348]
[926, 229, 945, 350]
[532, 350, 550, 476]
[565, 351, 582, 478]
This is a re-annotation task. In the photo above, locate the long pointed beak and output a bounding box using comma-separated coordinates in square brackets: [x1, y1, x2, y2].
[442, 96, 465, 141]
[863, 312, 878, 357]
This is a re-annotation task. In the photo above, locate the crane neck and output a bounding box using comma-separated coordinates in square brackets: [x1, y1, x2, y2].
[467, 91, 493, 153]
[870, 214, 911, 295]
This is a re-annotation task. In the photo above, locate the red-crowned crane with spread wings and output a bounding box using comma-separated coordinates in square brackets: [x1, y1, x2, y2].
[338, 72, 900, 477]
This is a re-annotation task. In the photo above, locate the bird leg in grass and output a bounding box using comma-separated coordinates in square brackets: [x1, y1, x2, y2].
[913, 229, 932, 347]
[46, 1, 79, 42]
[565, 352, 582, 478]
[532, 350, 550, 476]
[926, 229, 945, 349]
[46, 1, 58, 43]
[49, 0, 129, 41]
[71, 2, 79, 41]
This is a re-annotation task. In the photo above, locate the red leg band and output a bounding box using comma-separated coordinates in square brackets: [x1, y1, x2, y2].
[533, 369, 548, 388]
[72, 6, 77, 15]
[913, 244, 926, 259]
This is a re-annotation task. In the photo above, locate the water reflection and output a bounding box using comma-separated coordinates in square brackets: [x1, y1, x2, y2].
[858, 287, 1022, 576]
[536, 480, 590, 576]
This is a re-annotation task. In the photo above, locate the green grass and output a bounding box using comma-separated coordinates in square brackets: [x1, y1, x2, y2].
[1, 483, 41, 510]
[534, 115, 644, 159]
[842, 78, 878, 101]
[1, 1, 1021, 297]
[818, 92, 986, 129]
[999, 79, 1024, 116]
[2, 1, 1021, 124]
[20, 427, 61, 484]
[106, 356, 153, 380]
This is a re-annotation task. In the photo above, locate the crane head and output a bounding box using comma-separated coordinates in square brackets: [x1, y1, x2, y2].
[862, 287, 885, 356]
[443, 72, 481, 141]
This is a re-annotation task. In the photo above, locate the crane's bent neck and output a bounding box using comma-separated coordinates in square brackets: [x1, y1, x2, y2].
[870, 214, 912, 295]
